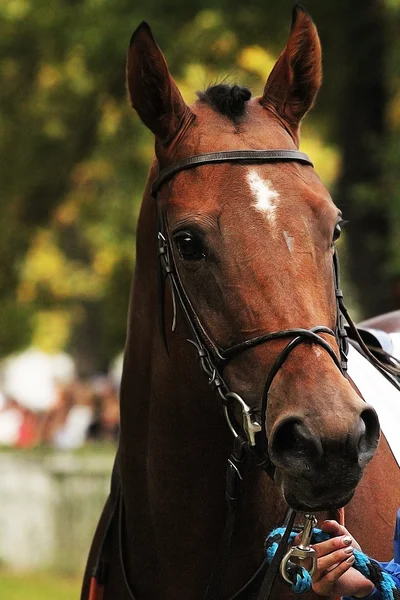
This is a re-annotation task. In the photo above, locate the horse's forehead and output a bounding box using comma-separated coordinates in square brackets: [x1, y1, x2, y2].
[165, 99, 335, 223]
[185, 98, 294, 150]
[168, 162, 333, 223]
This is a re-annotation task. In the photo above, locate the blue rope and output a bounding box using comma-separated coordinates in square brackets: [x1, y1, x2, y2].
[265, 527, 399, 600]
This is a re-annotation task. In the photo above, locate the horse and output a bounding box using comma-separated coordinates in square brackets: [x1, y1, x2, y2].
[81, 7, 400, 600]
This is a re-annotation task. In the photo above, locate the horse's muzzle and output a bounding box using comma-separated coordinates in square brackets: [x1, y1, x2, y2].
[267, 405, 380, 511]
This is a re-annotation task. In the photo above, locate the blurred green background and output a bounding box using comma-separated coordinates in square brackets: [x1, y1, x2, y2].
[1, 0, 400, 596]
[2, 0, 400, 375]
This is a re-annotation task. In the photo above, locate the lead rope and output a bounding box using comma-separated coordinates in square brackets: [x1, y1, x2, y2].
[265, 526, 400, 600]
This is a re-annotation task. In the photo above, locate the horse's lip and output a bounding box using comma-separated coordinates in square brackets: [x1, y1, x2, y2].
[283, 490, 355, 512]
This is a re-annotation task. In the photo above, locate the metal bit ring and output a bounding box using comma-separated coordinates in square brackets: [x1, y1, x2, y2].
[280, 514, 318, 585]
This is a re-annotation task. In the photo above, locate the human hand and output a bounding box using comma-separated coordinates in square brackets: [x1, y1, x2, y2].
[293, 520, 375, 597]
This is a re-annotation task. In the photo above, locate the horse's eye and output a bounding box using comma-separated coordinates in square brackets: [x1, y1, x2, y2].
[173, 231, 207, 261]
[333, 222, 342, 242]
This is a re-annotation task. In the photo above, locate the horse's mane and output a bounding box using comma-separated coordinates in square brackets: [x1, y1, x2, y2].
[197, 84, 251, 122]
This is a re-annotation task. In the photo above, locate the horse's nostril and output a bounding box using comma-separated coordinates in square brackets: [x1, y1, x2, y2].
[270, 407, 380, 472]
[358, 407, 380, 462]
[269, 418, 322, 469]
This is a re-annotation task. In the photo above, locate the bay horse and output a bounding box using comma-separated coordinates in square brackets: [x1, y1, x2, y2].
[82, 7, 400, 600]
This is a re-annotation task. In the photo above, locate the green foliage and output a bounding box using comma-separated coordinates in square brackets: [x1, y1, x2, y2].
[1, 0, 400, 368]
[0, 299, 32, 358]
[0, 571, 80, 600]
[0, 0, 148, 363]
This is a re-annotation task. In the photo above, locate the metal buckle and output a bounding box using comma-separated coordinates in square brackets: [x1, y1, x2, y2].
[280, 514, 317, 585]
[157, 231, 167, 254]
[224, 392, 262, 447]
[158, 231, 172, 275]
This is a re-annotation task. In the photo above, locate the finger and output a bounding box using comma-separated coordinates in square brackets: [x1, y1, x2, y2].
[313, 556, 355, 595]
[311, 535, 353, 558]
[323, 555, 355, 584]
[294, 520, 351, 546]
[317, 547, 354, 573]
[321, 521, 362, 552]
[321, 520, 351, 538]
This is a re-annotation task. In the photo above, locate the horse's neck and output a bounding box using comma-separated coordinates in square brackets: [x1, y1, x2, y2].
[118, 194, 287, 599]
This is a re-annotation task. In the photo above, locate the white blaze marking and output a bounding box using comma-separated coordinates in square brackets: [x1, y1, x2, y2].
[313, 347, 322, 359]
[247, 170, 280, 225]
[283, 231, 294, 253]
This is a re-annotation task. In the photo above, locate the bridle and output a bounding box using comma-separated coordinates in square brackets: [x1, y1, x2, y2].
[155, 149, 349, 455]
[90, 149, 399, 600]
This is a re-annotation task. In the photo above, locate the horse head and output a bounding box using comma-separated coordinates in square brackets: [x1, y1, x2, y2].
[126, 7, 379, 513]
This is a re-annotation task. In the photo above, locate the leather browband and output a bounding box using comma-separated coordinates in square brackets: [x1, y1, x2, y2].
[151, 150, 313, 196]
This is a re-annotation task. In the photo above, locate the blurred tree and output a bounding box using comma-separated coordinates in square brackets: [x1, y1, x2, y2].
[1, 0, 399, 372]
[334, 0, 395, 316]
[0, 0, 146, 369]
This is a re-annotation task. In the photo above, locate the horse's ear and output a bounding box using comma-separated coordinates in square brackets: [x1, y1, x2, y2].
[260, 5, 322, 137]
[126, 22, 193, 143]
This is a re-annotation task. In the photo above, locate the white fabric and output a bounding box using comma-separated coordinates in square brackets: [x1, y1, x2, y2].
[347, 343, 400, 467]
[390, 332, 400, 357]
[53, 405, 93, 449]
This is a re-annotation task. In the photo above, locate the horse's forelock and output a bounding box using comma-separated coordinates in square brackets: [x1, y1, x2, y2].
[197, 84, 252, 123]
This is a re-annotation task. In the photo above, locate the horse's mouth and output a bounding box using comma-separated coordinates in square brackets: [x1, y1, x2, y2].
[282, 488, 355, 512]
[275, 470, 358, 512]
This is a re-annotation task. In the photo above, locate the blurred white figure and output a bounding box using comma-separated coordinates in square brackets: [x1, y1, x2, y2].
[0, 397, 23, 445]
[109, 352, 123, 392]
[1, 348, 75, 411]
[52, 403, 93, 449]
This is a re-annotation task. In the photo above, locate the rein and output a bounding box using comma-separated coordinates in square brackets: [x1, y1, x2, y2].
[90, 148, 399, 600]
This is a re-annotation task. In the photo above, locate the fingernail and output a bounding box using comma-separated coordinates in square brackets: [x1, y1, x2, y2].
[342, 536, 352, 546]
[346, 555, 355, 563]
[344, 546, 354, 554]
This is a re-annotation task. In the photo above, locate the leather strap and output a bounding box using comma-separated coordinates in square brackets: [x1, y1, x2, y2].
[90, 459, 126, 599]
[152, 150, 313, 196]
[204, 437, 247, 600]
[222, 326, 339, 363]
[256, 509, 297, 600]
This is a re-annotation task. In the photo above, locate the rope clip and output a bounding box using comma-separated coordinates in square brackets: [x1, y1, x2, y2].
[280, 514, 317, 585]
